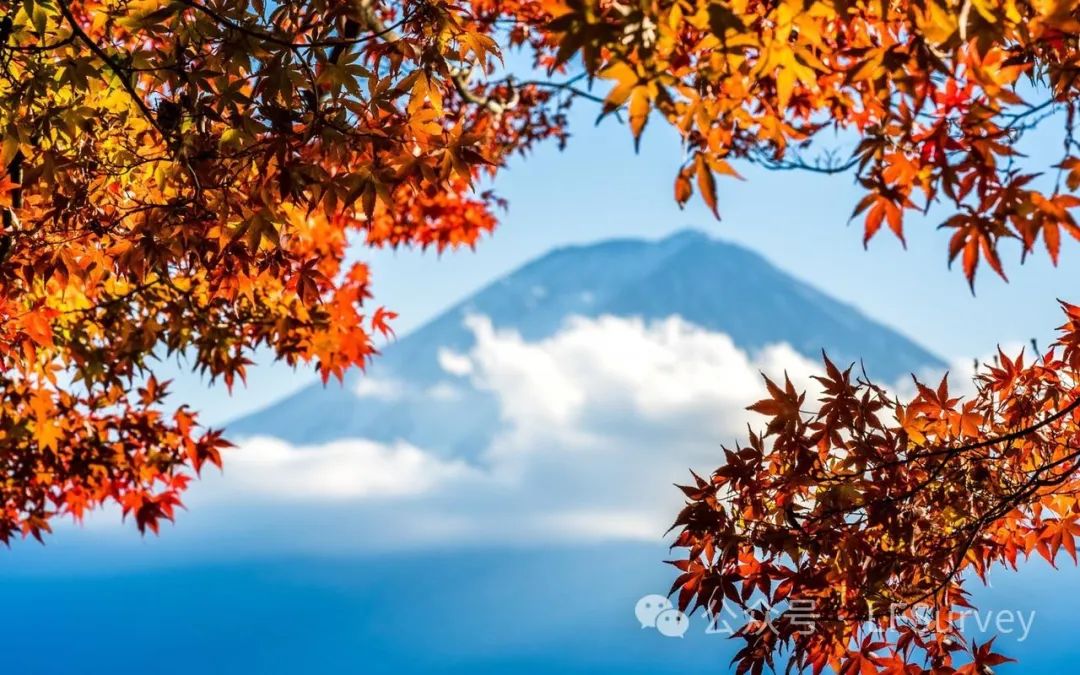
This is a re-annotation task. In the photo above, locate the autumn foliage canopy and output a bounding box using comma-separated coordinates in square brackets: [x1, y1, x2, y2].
[4, 0, 1080, 670]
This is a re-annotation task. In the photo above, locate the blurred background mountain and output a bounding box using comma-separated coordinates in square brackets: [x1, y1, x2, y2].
[229, 230, 942, 455]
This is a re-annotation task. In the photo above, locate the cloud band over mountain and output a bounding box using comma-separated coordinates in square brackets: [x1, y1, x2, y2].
[178, 315, 823, 550]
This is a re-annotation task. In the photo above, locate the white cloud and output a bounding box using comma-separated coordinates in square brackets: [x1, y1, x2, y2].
[463, 314, 820, 453]
[437, 348, 473, 376]
[533, 509, 664, 541]
[208, 436, 476, 500]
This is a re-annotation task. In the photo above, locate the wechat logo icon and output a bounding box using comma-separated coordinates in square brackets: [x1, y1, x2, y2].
[635, 594, 690, 638]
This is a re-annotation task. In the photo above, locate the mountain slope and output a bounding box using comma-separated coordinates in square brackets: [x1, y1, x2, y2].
[227, 230, 944, 453]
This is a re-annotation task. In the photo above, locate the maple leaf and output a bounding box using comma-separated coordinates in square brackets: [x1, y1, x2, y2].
[749, 374, 805, 437]
[371, 306, 398, 339]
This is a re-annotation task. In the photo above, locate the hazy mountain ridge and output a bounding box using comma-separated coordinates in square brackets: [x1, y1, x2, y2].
[228, 230, 944, 454]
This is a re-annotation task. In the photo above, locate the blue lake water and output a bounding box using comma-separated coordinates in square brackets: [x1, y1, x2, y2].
[1, 543, 1076, 673]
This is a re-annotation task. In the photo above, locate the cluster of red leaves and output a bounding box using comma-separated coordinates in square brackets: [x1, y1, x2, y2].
[670, 302, 1080, 674]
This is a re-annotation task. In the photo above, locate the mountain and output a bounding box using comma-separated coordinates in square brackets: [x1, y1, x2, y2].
[227, 230, 944, 453]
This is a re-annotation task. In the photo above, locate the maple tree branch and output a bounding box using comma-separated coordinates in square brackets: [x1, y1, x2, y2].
[958, 0, 973, 42]
[450, 69, 503, 113]
[2, 35, 76, 52]
[793, 435, 1080, 619]
[513, 77, 607, 104]
[57, 1, 211, 202]
[56, 0, 165, 139]
[818, 389, 1080, 485]
[450, 70, 527, 115]
[752, 148, 860, 175]
[798, 390, 1080, 533]
[176, 0, 412, 50]
[1001, 99, 1058, 126]
[348, 0, 499, 117]
[905, 393, 1080, 464]
[905, 442, 1080, 610]
[0, 7, 74, 53]
[0, 151, 21, 264]
[58, 280, 164, 317]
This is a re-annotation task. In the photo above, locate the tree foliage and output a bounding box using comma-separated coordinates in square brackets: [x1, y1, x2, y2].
[673, 306, 1080, 673]
[544, 0, 1080, 287]
[672, 306, 1080, 673]
[0, 0, 554, 541]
